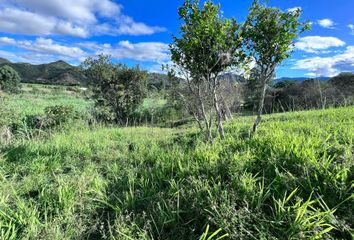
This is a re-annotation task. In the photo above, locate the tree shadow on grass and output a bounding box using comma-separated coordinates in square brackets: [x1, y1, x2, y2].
[2, 144, 37, 164]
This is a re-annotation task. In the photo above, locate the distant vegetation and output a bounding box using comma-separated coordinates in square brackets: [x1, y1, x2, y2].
[0, 58, 86, 86]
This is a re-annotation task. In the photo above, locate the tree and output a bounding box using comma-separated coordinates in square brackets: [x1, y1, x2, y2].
[170, 0, 245, 139]
[81, 55, 147, 126]
[0, 65, 21, 93]
[243, 1, 310, 133]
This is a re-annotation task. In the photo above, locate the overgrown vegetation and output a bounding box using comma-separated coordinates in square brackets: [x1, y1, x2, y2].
[0, 105, 353, 239]
[0, 0, 353, 239]
[81, 55, 148, 126]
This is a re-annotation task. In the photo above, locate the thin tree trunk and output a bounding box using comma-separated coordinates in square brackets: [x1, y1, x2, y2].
[252, 80, 267, 134]
[193, 112, 203, 131]
[213, 91, 225, 139]
[197, 90, 212, 140]
[221, 95, 233, 120]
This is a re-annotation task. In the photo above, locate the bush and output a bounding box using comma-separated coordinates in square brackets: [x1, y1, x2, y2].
[81, 55, 148, 125]
[0, 65, 21, 93]
[42, 105, 78, 128]
[19, 105, 79, 131]
[91, 105, 116, 124]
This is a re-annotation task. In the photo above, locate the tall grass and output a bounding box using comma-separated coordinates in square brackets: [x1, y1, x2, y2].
[0, 100, 353, 239]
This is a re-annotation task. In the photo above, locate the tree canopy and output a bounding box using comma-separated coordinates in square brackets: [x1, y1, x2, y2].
[170, 0, 245, 139]
[0, 65, 21, 93]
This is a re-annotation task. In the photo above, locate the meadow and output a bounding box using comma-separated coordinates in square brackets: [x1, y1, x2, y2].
[0, 84, 353, 239]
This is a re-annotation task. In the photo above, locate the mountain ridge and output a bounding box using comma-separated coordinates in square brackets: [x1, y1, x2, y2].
[0, 59, 87, 85]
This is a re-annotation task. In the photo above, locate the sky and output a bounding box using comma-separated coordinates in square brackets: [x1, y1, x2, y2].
[0, 0, 353, 78]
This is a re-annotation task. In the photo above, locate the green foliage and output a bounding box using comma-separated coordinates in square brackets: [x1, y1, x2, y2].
[243, 1, 310, 74]
[81, 55, 148, 125]
[170, 0, 245, 139]
[42, 105, 78, 128]
[171, 0, 244, 81]
[0, 65, 21, 93]
[0, 107, 353, 239]
[242, 0, 310, 132]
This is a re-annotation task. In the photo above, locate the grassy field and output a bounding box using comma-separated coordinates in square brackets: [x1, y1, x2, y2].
[7, 84, 92, 116]
[0, 85, 353, 239]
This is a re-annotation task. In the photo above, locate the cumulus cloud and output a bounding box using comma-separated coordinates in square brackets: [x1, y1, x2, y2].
[80, 40, 170, 62]
[317, 19, 335, 29]
[0, 37, 170, 65]
[293, 46, 354, 77]
[0, 0, 166, 37]
[295, 36, 345, 53]
[113, 41, 169, 61]
[0, 37, 87, 58]
[10, 0, 121, 22]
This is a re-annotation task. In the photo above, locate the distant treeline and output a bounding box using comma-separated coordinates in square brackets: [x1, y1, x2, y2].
[147, 71, 354, 115]
[246, 72, 354, 113]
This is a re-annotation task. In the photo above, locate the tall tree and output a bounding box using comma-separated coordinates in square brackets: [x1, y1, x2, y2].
[243, 1, 310, 133]
[0, 65, 21, 93]
[170, 0, 245, 139]
[81, 55, 147, 125]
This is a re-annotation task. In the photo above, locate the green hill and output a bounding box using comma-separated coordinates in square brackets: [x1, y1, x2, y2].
[0, 59, 87, 85]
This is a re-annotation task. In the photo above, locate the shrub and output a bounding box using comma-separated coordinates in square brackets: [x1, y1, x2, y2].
[42, 105, 78, 128]
[81, 55, 148, 126]
[0, 65, 21, 93]
[91, 105, 116, 124]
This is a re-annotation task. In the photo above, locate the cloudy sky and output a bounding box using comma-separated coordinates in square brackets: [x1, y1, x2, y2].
[0, 0, 353, 77]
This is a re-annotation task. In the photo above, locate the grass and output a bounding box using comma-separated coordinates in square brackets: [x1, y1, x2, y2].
[0, 86, 353, 239]
[8, 83, 92, 116]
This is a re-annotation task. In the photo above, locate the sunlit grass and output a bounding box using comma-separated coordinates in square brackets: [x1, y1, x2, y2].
[0, 103, 353, 239]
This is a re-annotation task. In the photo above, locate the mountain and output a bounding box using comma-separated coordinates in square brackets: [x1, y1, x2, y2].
[219, 72, 246, 83]
[0, 58, 11, 64]
[0, 59, 87, 85]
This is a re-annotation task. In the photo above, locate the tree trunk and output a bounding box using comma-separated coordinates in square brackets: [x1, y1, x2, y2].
[193, 112, 204, 131]
[198, 93, 212, 140]
[213, 92, 225, 139]
[252, 80, 267, 134]
[220, 95, 233, 121]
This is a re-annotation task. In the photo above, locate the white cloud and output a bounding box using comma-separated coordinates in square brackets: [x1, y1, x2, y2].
[0, 37, 88, 58]
[0, 0, 165, 37]
[0, 36, 16, 44]
[295, 36, 345, 53]
[349, 24, 354, 35]
[10, 0, 122, 22]
[287, 7, 302, 13]
[293, 46, 354, 77]
[113, 41, 170, 62]
[317, 19, 335, 29]
[0, 37, 170, 65]
[82, 40, 170, 62]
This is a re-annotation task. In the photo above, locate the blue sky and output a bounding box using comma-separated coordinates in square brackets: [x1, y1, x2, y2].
[0, 0, 353, 77]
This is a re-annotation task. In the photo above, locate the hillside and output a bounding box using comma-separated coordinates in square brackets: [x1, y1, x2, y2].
[0, 59, 87, 86]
